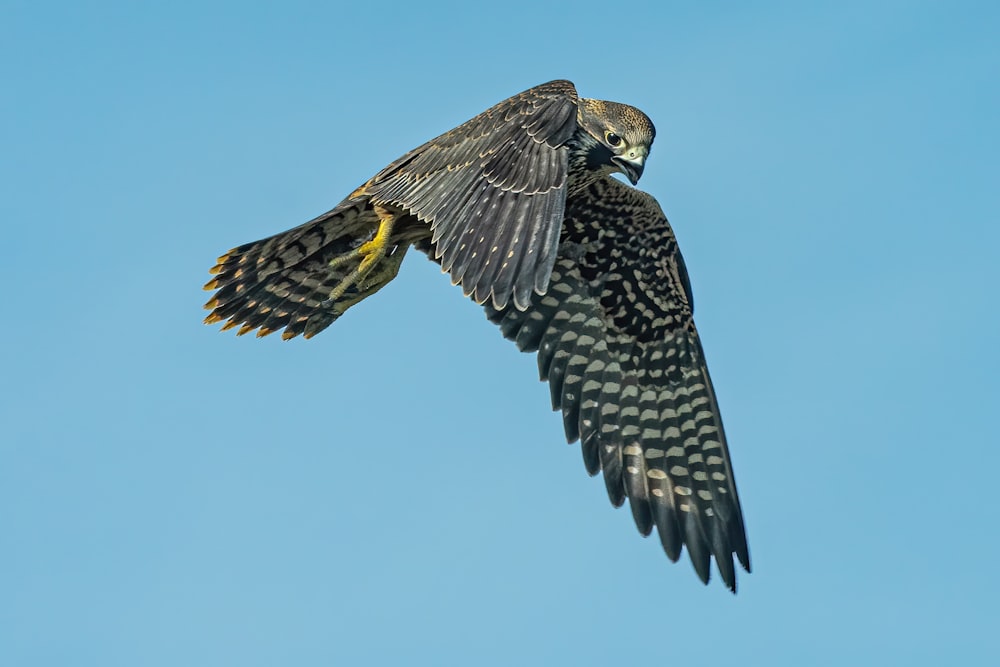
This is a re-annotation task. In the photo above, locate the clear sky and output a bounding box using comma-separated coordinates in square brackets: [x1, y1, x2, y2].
[2, 1, 998, 665]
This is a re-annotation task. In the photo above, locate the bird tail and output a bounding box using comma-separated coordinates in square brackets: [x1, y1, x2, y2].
[202, 196, 406, 340]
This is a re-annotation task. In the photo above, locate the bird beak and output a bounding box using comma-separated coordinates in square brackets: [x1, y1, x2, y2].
[612, 154, 645, 185]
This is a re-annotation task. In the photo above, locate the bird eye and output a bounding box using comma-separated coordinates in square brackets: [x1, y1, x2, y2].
[605, 131, 622, 147]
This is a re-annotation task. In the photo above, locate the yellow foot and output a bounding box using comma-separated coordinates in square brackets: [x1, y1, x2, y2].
[326, 245, 409, 316]
[324, 206, 397, 305]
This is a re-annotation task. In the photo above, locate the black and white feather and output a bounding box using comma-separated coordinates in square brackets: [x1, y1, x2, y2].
[480, 177, 749, 590]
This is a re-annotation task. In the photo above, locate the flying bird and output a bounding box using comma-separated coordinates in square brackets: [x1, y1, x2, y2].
[203, 80, 751, 591]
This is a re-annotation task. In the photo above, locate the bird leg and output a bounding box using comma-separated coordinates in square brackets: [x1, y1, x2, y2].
[325, 244, 410, 315]
[323, 205, 399, 306]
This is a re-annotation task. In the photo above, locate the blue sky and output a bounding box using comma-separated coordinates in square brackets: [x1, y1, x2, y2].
[2, 1, 998, 665]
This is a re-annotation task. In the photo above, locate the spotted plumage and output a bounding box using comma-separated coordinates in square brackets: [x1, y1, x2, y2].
[204, 80, 751, 591]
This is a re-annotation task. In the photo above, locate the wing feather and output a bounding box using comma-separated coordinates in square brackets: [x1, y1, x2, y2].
[483, 175, 750, 591]
[368, 80, 578, 310]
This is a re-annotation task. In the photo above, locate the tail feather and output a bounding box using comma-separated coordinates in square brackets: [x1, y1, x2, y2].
[203, 197, 393, 339]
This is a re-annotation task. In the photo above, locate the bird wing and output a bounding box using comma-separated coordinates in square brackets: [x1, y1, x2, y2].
[484, 175, 750, 591]
[366, 79, 579, 311]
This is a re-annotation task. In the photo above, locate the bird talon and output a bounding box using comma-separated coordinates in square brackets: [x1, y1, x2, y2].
[324, 209, 397, 305]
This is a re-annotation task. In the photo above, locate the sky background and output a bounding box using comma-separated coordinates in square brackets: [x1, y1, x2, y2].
[2, 1, 998, 665]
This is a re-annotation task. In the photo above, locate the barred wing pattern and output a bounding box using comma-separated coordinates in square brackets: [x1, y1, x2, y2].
[483, 176, 750, 590]
[368, 80, 579, 310]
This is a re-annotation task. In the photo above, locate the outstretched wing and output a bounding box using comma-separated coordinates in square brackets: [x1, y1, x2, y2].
[367, 79, 579, 311]
[484, 176, 750, 591]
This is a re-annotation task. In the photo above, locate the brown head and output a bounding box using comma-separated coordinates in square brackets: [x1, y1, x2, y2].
[575, 98, 656, 185]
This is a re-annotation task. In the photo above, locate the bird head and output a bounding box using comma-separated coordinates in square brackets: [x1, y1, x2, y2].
[576, 99, 656, 185]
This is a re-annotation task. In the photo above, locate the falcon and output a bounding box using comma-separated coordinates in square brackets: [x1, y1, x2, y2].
[203, 80, 751, 591]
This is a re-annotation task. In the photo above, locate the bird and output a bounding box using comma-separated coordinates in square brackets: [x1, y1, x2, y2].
[203, 79, 751, 591]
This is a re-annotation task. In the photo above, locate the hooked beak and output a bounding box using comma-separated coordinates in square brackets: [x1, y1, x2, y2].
[612, 154, 645, 185]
